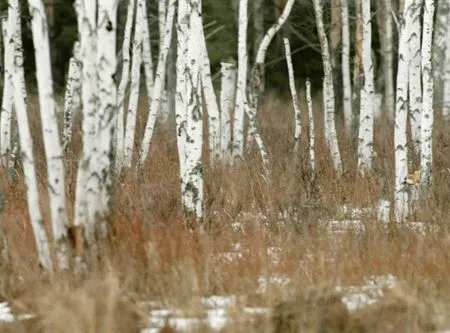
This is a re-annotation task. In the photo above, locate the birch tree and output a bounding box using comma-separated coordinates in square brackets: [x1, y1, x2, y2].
[357, 0, 375, 174]
[116, 0, 135, 169]
[62, 42, 81, 152]
[253, 0, 264, 61]
[0, 8, 14, 168]
[158, 0, 167, 47]
[123, 0, 144, 169]
[9, 0, 53, 271]
[139, 0, 176, 166]
[183, 0, 204, 221]
[420, 0, 435, 186]
[341, 0, 352, 131]
[443, 5, 450, 119]
[95, 0, 118, 239]
[220, 61, 237, 165]
[306, 78, 316, 171]
[28, 0, 69, 270]
[394, 0, 413, 222]
[233, 0, 249, 161]
[284, 38, 301, 152]
[313, 0, 342, 175]
[408, 0, 423, 152]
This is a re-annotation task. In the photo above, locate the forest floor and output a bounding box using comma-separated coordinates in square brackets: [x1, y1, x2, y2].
[0, 92, 449, 332]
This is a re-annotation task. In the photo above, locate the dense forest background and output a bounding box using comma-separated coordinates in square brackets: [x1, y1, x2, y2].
[0, 0, 399, 99]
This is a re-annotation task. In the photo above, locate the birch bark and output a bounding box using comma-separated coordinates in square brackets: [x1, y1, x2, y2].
[357, 0, 375, 174]
[28, 0, 69, 269]
[116, 0, 135, 170]
[313, 0, 342, 175]
[394, 0, 413, 222]
[306, 78, 316, 171]
[381, 0, 395, 119]
[11, 0, 53, 271]
[284, 38, 301, 152]
[141, 0, 154, 98]
[408, 0, 423, 152]
[123, 0, 144, 169]
[220, 61, 237, 165]
[139, 0, 176, 166]
[233, 0, 249, 161]
[420, 0, 434, 186]
[341, 0, 352, 131]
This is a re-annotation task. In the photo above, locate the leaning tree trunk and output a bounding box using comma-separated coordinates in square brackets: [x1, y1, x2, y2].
[123, 0, 144, 169]
[357, 0, 375, 174]
[0, 7, 14, 168]
[341, 0, 352, 132]
[28, 0, 69, 270]
[394, 0, 413, 222]
[408, 0, 423, 153]
[313, 0, 342, 175]
[116, 0, 135, 170]
[139, 0, 176, 167]
[420, 0, 435, 187]
[220, 60, 237, 165]
[11, 0, 53, 272]
[284, 38, 301, 152]
[253, 0, 264, 62]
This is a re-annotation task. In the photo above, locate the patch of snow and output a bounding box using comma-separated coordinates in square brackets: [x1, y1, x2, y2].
[201, 295, 237, 308]
[257, 275, 291, 294]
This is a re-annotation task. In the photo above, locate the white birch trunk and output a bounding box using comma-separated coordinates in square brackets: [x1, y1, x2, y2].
[0, 9, 14, 168]
[382, 0, 395, 119]
[158, 0, 167, 46]
[116, 0, 135, 170]
[95, 0, 118, 239]
[220, 61, 236, 165]
[443, 5, 450, 119]
[420, 0, 434, 186]
[74, 0, 99, 243]
[341, 0, 352, 131]
[394, 0, 413, 222]
[284, 38, 301, 152]
[357, 0, 375, 174]
[141, 0, 154, 99]
[200, 23, 221, 164]
[123, 0, 144, 169]
[408, 0, 423, 152]
[183, 0, 204, 220]
[176, 0, 189, 208]
[313, 0, 342, 175]
[62, 42, 81, 152]
[233, 0, 249, 161]
[306, 78, 316, 171]
[139, 0, 176, 167]
[10, 0, 52, 271]
[28, 0, 69, 270]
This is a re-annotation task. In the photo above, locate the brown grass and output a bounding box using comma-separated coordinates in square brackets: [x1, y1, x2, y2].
[0, 91, 449, 332]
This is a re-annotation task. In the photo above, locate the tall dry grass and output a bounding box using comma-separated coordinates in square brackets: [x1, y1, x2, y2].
[0, 91, 448, 332]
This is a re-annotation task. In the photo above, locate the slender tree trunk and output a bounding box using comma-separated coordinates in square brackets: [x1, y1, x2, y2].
[95, 0, 118, 240]
[330, 0, 342, 112]
[341, 0, 352, 132]
[28, 0, 69, 270]
[253, 0, 264, 62]
[116, 0, 135, 170]
[408, 0, 423, 153]
[357, 0, 375, 174]
[443, 3, 450, 119]
[352, 0, 363, 141]
[420, 0, 435, 186]
[306, 78, 316, 171]
[124, 0, 144, 169]
[62, 42, 81, 152]
[394, 0, 413, 222]
[0, 8, 14, 168]
[313, 0, 342, 175]
[139, 0, 176, 166]
[233, 0, 249, 161]
[220, 60, 237, 165]
[11, 1, 52, 271]
[141, 0, 154, 98]
[284, 38, 301, 152]
[158, 0, 167, 47]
